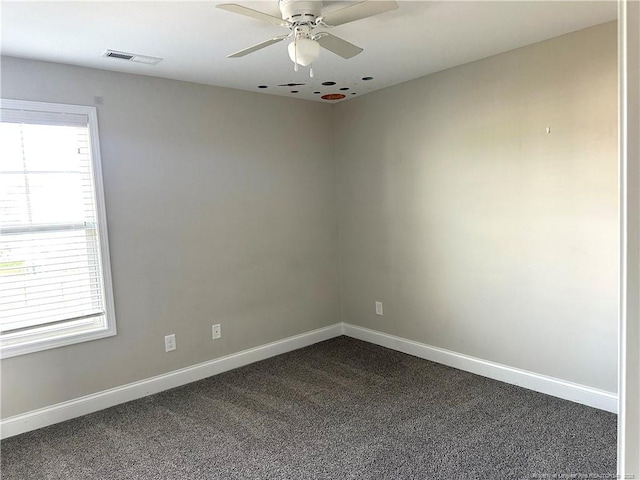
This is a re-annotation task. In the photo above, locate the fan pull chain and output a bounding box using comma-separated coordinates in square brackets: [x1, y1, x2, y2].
[309, 66, 314, 78]
[293, 36, 299, 72]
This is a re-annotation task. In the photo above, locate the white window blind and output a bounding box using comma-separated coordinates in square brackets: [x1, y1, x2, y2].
[0, 99, 116, 358]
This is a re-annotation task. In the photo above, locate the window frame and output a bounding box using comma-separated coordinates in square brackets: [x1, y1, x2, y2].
[0, 99, 116, 358]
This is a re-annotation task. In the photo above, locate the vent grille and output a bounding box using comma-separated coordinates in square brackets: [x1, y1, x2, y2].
[102, 50, 163, 65]
[105, 51, 133, 60]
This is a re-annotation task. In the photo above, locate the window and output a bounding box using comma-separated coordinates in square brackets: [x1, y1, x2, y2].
[0, 99, 116, 358]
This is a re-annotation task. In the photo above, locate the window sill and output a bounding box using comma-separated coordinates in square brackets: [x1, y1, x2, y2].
[0, 319, 116, 359]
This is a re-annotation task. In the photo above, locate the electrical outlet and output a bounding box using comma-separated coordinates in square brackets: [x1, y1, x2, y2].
[212, 324, 221, 340]
[164, 334, 176, 352]
[375, 301, 383, 316]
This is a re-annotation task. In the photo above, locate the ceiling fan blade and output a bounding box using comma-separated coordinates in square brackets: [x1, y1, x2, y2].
[217, 4, 289, 26]
[227, 35, 289, 58]
[316, 33, 363, 59]
[321, 1, 398, 27]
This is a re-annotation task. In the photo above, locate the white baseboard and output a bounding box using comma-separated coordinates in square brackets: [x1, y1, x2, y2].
[342, 323, 618, 414]
[1, 321, 617, 440]
[0, 323, 343, 439]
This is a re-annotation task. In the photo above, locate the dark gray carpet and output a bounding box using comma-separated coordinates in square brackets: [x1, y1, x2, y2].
[1, 336, 616, 479]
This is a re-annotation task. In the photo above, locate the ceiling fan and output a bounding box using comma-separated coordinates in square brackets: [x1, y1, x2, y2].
[217, 0, 399, 76]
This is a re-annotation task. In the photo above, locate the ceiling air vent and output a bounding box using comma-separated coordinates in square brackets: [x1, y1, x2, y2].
[102, 50, 163, 65]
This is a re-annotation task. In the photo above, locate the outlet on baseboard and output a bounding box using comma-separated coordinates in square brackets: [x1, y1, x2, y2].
[375, 301, 383, 316]
[212, 324, 221, 340]
[164, 334, 176, 352]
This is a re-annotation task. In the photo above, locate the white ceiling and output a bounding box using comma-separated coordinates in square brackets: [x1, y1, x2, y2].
[1, 1, 617, 103]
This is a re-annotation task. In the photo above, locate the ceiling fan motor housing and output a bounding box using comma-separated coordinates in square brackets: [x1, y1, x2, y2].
[279, 0, 322, 24]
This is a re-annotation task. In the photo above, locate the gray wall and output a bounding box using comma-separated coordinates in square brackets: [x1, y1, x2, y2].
[334, 22, 618, 392]
[0, 21, 619, 418]
[0, 57, 340, 417]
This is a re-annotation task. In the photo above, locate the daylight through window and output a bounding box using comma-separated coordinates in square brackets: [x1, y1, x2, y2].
[0, 99, 116, 358]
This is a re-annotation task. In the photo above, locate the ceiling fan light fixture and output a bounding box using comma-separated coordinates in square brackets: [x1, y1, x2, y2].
[288, 37, 320, 67]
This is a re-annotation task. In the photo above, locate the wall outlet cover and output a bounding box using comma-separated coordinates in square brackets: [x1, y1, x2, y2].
[212, 324, 221, 340]
[164, 334, 176, 352]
